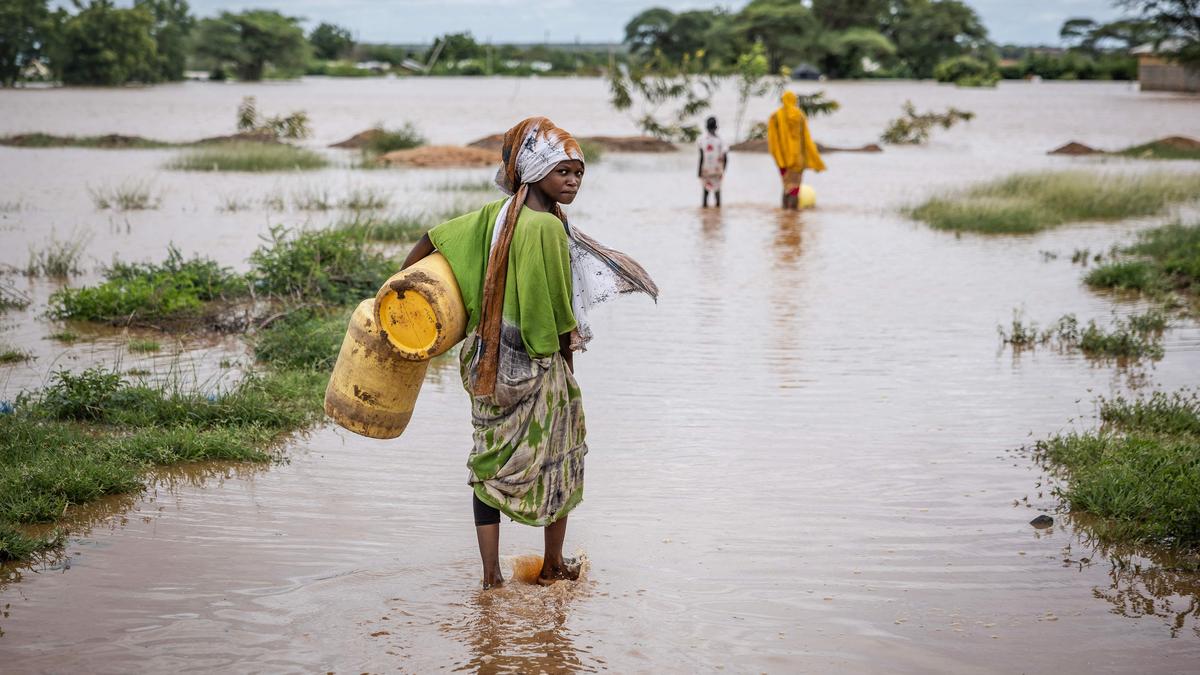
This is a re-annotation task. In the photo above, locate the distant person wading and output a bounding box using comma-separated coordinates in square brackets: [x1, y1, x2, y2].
[698, 116, 727, 208]
[400, 117, 657, 589]
[767, 91, 826, 210]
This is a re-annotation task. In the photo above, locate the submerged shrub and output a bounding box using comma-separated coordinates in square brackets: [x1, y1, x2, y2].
[25, 233, 87, 277]
[254, 308, 347, 371]
[364, 123, 426, 155]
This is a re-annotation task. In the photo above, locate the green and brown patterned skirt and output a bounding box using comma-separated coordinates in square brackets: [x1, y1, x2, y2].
[460, 324, 587, 526]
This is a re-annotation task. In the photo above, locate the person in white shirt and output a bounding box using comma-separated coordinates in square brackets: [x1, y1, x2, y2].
[697, 116, 727, 208]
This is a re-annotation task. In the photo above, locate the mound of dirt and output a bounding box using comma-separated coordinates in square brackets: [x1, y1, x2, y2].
[729, 139, 882, 154]
[1047, 141, 1101, 156]
[377, 145, 499, 168]
[467, 134, 677, 153]
[583, 135, 677, 152]
[329, 129, 384, 149]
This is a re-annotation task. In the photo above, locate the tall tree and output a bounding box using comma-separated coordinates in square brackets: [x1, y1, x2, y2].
[0, 0, 52, 86]
[733, 0, 821, 71]
[194, 10, 308, 81]
[624, 7, 677, 57]
[884, 0, 988, 78]
[135, 0, 193, 81]
[811, 0, 888, 30]
[1060, 17, 1100, 49]
[1117, 0, 1200, 68]
[50, 0, 160, 85]
[309, 22, 354, 61]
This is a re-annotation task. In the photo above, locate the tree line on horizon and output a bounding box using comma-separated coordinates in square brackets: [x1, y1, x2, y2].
[0, 0, 1195, 87]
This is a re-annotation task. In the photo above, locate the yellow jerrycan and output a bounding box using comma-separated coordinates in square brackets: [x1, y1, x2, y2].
[323, 252, 467, 440]
[374, 252, 467, 360]
[324, 299, 430, 439]
[799, 184, 816, 208]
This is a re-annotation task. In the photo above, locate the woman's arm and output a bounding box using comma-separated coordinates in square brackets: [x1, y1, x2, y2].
[401, 233, 435, 269]
[559, 332, 574, 373]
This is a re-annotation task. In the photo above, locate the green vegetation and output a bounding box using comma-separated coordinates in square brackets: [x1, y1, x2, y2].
[339, 186, 389, 211]
[25, 234, 86, 277]
[0, 226, 379, 561]
[248, 226, 394, 305]
[89, 181, 160, 210]
[167, 142, 329, 172]
[1035, 389, 1200, 550]
[0, 281, 31, 311]
[1000, 310, 1167, 360]
[309, 21, 354, 61]
[933, 54, 999, 87]
[1116, 139, 1200, 161]
[0, 133, 176, 149]
[1086, 222, 1200, 316]
[0, 347, 31, 364]
[363, 123, 426, 156]
[335, 212, 428, 243]
[0, 365, 326, 561]
[194, 9, 308, 81]
[881, 101, 974, 145]
[48, 247, 244, 326]
[909, 172, 1200, 234]
[291, 186, 333, 211]
[47, 330, 79, 343]
[127, 339, 161, 353]
[235, 96, 311, 141]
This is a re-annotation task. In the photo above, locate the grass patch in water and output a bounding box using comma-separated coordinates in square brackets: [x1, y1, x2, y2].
[167, 142, 328, 172]
[363, 123, 426, 155]
[1000, 310, 1167, 360]
[0, 347, 32, 364]
[1035, 389, 1200, 550]
[1115, 139, 1200, 161]
[47, 330, 79, 343]
[254, 307, 348, 371]
[25, 234, 87, 278]
[908, 171, 1200, 234]
[0, 362, 328, 561]
[339, 186, 390, 211]
[89, 181, 160, 211]
[127, 339, 161, 353]
[1087, 222, 1200, 302]
[48, 247, 246, 327]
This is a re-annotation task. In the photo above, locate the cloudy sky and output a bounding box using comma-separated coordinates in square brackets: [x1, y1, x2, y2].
[180, 0, 1126, 46]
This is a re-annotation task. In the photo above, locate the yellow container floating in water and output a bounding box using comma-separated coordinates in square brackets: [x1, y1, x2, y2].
[374, 252, 467, 361]
[324, 298, 429, 439]
[800, 184, 816, 208]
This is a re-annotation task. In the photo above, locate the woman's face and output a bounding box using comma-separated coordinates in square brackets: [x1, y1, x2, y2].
[535, 159, 584, 205]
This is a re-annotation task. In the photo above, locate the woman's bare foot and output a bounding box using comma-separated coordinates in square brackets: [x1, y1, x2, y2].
[536, 557, 581, 586]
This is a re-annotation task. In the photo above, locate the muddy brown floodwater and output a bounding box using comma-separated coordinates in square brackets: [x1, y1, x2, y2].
[2, 79, 1200, 672]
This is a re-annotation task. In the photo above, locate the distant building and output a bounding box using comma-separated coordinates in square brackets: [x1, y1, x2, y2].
[1132, 40, 1200, 93]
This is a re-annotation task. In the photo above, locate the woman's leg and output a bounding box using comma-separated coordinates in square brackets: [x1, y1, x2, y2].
[539, 515, 581, 584]
[473, 494, 503, 587]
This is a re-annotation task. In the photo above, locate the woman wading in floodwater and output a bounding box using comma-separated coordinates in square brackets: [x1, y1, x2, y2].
[401, 117, 657, 588]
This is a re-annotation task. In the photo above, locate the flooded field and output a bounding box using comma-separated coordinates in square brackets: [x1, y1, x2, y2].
[2, 78, 1199, 672]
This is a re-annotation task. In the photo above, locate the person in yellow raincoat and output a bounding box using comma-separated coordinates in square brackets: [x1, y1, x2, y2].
[767, 90, 826, 210]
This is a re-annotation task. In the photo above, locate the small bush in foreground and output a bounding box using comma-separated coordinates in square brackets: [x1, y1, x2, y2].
[909, 172, 1200, 234]
[254, 308, 347, 371]
[249, 226, 395, 304]
[1035, 390, 1200, 549]
[167, 142, 328, 172]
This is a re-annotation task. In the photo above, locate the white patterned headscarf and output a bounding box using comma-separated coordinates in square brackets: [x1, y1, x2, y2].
[493, 118, 585, 195]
